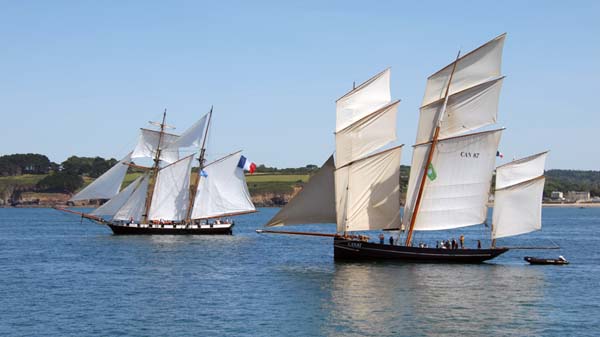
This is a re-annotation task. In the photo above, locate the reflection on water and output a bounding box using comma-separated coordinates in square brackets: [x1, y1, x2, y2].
[325, 263, 545, 337]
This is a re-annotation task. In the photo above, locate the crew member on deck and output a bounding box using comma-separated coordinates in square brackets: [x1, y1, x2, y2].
[460, 235, 465, 249]
[389, 236, 394, 245]
[379, 233, 385, 244]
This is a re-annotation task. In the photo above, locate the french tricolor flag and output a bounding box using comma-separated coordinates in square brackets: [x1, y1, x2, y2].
[496, 151, 504, 158]
[237, 155, 256, 174]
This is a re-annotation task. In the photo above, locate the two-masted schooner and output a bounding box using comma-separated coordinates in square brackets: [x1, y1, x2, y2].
[57, 108, 256, 235]
[259, 33, 550, 263]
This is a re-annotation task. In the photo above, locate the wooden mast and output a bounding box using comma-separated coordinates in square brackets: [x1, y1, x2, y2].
[185, 106, 213, 223]
[405, 51, 461, 246]
[141, 109, 167, 224]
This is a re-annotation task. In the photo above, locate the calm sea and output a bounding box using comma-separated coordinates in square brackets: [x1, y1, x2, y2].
[0, 207, 599, 336]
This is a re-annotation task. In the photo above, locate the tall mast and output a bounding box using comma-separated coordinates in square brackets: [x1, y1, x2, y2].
[142, 109, 167, 224]
[186, 106, 213, 222]
[405, 51, 460, 246]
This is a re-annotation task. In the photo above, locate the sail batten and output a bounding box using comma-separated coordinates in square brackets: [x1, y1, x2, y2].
[69, 152, 132, 201]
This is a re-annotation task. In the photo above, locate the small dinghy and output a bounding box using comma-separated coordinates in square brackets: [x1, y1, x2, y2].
[524, 255, 569, 265]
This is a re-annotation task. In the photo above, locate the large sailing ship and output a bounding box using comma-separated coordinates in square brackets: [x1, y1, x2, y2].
[57, 108, 256, 235]
[259, 34, 549, 263]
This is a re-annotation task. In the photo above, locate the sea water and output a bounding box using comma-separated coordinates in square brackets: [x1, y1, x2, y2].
[0, 207, 598, 336]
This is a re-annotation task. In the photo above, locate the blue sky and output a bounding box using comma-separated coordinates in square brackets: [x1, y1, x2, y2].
[1, 1, 598, 169]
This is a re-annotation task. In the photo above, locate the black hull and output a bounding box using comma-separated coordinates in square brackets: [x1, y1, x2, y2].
[524, 257, 569, 265]
[333, 237, 508, 263]
[107, 224, 233, 235]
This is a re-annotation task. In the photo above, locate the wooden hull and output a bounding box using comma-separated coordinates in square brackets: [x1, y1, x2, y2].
[107, 223, 234, 235]
[333, 237, 508, 263]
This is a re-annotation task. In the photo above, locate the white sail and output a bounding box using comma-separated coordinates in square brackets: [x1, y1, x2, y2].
[335, 101, 399, 168]
[403, 130, 502, 231]
[191, 152, 255, 219]
[168, 113, 208, 149]
[335, 146, 402, 232]
[266, 156, 336, 227]
[416, 77, 504, 144]
[69, 152, 132, 201]
[495, 152, 548, 189]
[422, 34, 505, 106]
[492, 177, 545, 239]
[336, 68, 391, 132]
[113, 174, 150, 222]
[132, 128, 180, 164]
[91, 175, 143, 218]
[147, 155, 194, 221]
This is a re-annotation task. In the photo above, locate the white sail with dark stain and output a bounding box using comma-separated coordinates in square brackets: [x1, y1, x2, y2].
[191, 152, 255, 220]
[492, 152, 548, 239]
[69, 152, 132, 201]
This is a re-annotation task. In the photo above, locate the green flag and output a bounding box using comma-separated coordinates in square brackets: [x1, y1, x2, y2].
[427, 163, 437, 181]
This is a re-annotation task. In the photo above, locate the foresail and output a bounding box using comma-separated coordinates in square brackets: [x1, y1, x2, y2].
[335, 101, 399, 168]
[147, 155, 194, 221]
[403, 130, 502, 231]
[422, 34, 505, 106]
[495, 151, 548, 189]
[416, 77, 503, 144]
[191, 152, 255, 220]
[335, 146, 402, 232]
[113, 174, 150, 222]
[132, 128, 180, 164]
[91, 175, 143, 218]
[69, 152, 132, 201]
[336, 68, 391, 132]
[265, 156, 336, 227]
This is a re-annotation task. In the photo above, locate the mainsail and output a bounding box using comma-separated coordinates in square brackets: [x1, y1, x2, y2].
[492, 152, 548, 239]
[69, 152, 132, 201]
[404, 34, 506, 244]
[335, 146, 403, 232]
[190, 152, 255, 220]
[404, 130, 502, 231]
